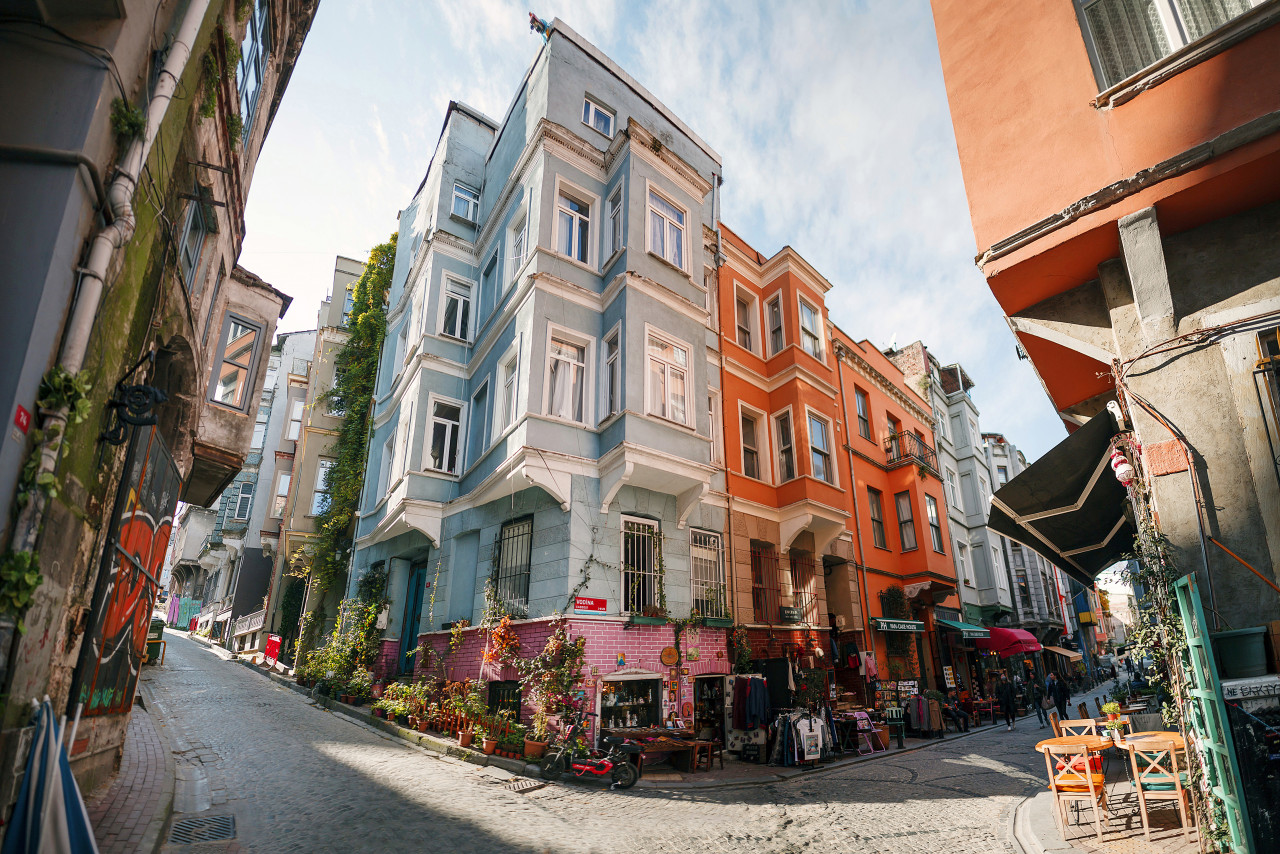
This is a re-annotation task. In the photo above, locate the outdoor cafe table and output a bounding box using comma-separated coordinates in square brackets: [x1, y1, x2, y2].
[1124, 731, 1185, 750]
[1035, 734, 1113, 753]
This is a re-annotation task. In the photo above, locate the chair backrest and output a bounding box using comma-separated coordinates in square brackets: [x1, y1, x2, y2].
[1048, 710, 1061, 737]
[884, 706, 904, 723]
[1044, 743, 1101, 796]
[1094, 697, 1104, 715]
[1059, 718, 1097, 737]
[854, 710, 874, 730]
[1131, 739, 1183, 793]
[1077, 702, 1090, 719]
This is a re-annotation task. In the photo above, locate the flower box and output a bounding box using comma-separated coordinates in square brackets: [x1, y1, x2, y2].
[702, 617, 734, 628]
[628, 615, 669, 626]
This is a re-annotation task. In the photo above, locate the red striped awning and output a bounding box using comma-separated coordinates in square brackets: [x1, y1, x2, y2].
[975, 626, 1042, 656]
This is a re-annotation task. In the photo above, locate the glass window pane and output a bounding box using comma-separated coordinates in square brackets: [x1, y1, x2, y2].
[650, 360, 665, 418]
[558, 210, 574, 256]
[1085, 0, 1172, 87]
[669, 368, 686, 423]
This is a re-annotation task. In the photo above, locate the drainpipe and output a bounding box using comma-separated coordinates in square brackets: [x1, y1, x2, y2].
[833, 343, 873, 647]
[710, 174, 736, 623]
[11, 0, 211, 553]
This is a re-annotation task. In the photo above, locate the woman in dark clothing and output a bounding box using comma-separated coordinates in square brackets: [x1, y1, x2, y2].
[995, 674, 1017, 731]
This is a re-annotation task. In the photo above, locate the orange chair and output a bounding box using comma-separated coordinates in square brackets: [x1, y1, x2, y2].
[1044, 743, 1109, 840]
[1056, 720, 1103, 772]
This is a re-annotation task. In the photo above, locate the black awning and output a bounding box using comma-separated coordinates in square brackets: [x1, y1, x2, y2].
[987, 410, 1134, 586]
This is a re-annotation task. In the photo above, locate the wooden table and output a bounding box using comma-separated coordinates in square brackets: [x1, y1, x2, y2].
[1035, 734, 1113, 752]
[1124, 731, 1185, 749]
[971, 700, 996, 726]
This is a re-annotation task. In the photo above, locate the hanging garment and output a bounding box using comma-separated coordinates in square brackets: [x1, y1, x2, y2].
[732, 677, 750, 730]
[745, 677, 771, 729]
[861, 652, 878, 679]
[787, 660, 796, 692]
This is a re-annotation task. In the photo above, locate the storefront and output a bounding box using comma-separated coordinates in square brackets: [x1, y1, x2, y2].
[934, 616, 989, 697]
[693, 675, 726, 740]
[871, 617, 926, 687]
[974, 626, 1042, 701]
[600, 674, 662, 730]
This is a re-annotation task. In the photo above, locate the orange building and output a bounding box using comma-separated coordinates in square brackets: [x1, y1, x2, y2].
[716, 225, 959, 700]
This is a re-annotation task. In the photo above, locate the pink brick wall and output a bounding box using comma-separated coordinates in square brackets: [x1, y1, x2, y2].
[372, 639, 400, 683]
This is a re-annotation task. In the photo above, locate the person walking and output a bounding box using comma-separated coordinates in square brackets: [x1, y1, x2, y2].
[996, 673, 1017, 731]
[1029, 676, 1049, 729]
[1047, 671, 1070, 721]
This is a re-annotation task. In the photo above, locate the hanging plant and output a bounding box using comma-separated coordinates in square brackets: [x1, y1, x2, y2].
[0, 550, 43, 634]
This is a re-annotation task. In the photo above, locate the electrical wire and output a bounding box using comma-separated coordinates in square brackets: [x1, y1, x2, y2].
[0, 16, 129, 100]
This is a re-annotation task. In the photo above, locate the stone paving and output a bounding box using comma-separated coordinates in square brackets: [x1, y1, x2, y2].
[143, 629, 1093, 854]
[85, 692, 171, 854]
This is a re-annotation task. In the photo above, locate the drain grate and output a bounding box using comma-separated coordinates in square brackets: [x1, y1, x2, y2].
[168, 815, 236, 844]
[506, 779, 546, 794]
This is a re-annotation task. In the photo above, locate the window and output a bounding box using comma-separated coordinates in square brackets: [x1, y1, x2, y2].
[735, 292, 756, 351]
[604, 330, 620, 418]
[556, 190, 591, 264]
[957, 542, 969, 582]
[607, 187, 623, 257]
[621, 517, 660, 614]
[750, 542, 778, 623]
[342, 288, 355, 325]
[886, 414, 902, 459]
[582, 95, 615, 137]
[775, 412, 795, 482]
[647, 332, 688, 424]
[741, 411, 761, 480]
[690, 530, 727, 619]
[251, 416, 266, 449]
[945, 468, 962, 511]
[926, 495, 945, 553]
[394, 319, 409, 372]
[285, 398, 303, 440]
[179, 192, 208, 291]
[895, 491, 917, 551]
[481, 254, 498, 317]
[440, 278, 472, 341]
[855, 389, 871, 440]
[647, 188, 685, 269]
[452, 183, 479, 222]
[867, 488, 887, 549]
[547, 337, 586, 423]
[209, 314, 262, 410]
[271, 471, 291, 517]
[789, 551, 819, 625]
[428, 400, 463, 474]
[232, 481, 253, 521]
[934, 408, 948, 442]
[978, 477, 991, 508]
[708, 392, 723, 465]
[326, 373, 346, 417]
[237, 0, 270, 134]
[378, 434, 395, 497]
[766, 296, 784, 355]
[494, 517, 533, 615]
[311, 459, 333, 515]
[798, 298, 823, 358]
[468, 382, 489, 463]
[509, 215, 527, 280]
[997, 465, 1008, 486]
[498, 350, 519, 431]
[1078, 0, 1258, 90]
[808, 413, 833, 484]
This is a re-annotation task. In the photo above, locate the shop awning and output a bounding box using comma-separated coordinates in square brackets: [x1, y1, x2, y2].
[873, 618, 925, 633]
[987, 410, 1134, 586]
[936, 618, 990, 639]
[1043, 645, 1083, 662]
[975, 626, 1042, 656]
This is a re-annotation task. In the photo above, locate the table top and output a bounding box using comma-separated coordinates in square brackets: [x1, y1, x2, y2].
[1035, 735, 1112, 752]
[602, 727, 695, 738]
[1124, 731, 1186, 750]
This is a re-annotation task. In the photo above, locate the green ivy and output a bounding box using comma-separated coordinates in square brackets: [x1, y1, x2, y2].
[38, 366, 91, 425]
[110, 98, 145, 140]
[0, 551, 43, 634]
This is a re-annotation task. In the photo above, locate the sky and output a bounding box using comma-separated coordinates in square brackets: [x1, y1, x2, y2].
[240, 0, 1067, 460]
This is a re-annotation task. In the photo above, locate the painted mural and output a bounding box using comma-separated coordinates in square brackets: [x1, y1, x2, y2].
[72, 424, 181, 716]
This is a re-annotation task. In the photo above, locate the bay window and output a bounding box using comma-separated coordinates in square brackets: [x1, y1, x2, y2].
[646, 332, 688, 425]
[647, 188, 685, 269]
[209, 314, 262, 411]
[428, 400, 463, 474]
[311, 459, 334, 515]
[808, 413, 833, 484]
[766, 296, 784, 355]
[440, 278, 472, 341]
[799, 298, 823, 358]
[741, 411, 761, 480]
[605, 331, 620, 418]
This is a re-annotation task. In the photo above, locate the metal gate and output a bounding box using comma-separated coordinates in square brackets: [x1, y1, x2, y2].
[1174, 573, 1254, 853]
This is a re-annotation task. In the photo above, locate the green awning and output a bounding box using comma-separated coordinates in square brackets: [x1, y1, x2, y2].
[873, 618, 925, 633]
[936, 618, 990, 639]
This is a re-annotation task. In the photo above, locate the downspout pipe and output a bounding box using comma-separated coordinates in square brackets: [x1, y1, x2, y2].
[833, 343, 873, 647]
[12, 0, 210, 554]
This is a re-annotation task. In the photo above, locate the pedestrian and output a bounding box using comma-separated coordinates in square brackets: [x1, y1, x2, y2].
[941, 688, 970, 732]
[1047, 671, 1069, 722]
[1029, 677, 1049, 729]
[996, 673, 1017, 731]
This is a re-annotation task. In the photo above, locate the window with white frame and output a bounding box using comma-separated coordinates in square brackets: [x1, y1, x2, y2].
[285, 397, 303, 440]
[179, 191, 208, 291]
[209, 314, 262, 411]
[237, 0, 270, 135]
[798, 298, 823, 358]
[766, 295, 784, 356]
[270, 471, 291, 517]
[509, 215, 527, 281]
[556, 189, 591, 264]
[231, 481, 253, 521]
[452, 183, 479, 222]
[690, 530, 728, 619]
[956, 542, 969, 582]
[604, 330, 621, 418]
[895, 491, 918, 551]
[394, 319, 409, 371]
[945, 467, 962, 511]
[311, 459, 334, 515]
[582, 95, 615, 137]
[481, 254, 498, 317]
[647, 188, 685, 269]
[735, 289, 758, 352]
[741, 411, 762, 480]
[498, 349, 519, 431]
[808, 413, 834, 484]
[867, 487, 887, 548]
[646, 331, 688, 425]
[775, 411, 795, 482]
[621, 516, 660, 614]
[251, 414, 267, 449]
[926, 495, 945, 553]
[468, 382, 489, 463]
[708, 392, 723, 465]
[440, 278, 472, 341]
[934, 408, 948, 442]
[608, 187, 623, 258]
[1077, 0, 1260, 90]
[546, 336, 587, 423]
[378, 434, 394, 497]
[428, 400, 463, 474]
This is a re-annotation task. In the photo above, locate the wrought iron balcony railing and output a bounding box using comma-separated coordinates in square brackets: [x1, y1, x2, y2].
[884, 430, 938, 473]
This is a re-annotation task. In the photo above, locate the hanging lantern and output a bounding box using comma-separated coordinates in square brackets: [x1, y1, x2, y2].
[1110, 448, 1135, 485]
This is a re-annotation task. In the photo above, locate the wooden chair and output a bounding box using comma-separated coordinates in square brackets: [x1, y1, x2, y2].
[1077, 702, 1090, 720]
[1044, 743, 1109, 840]
[1128, 739, 1192, 842]
[691, 740, 724, 772]
[1059, 719, 1097, 737]
[1094, 697, 1104, 715]
[1048, 710, 1061, 737]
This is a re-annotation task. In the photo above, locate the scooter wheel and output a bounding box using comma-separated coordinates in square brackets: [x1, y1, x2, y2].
[539, 750, 565, 781]
[610, 759, 638, 790]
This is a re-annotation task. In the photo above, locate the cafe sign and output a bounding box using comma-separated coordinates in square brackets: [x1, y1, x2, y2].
[873, 618, 925, 633]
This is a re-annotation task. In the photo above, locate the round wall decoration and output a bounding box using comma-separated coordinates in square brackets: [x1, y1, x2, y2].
[660, 646, 679, 666]
[682, 701, 693, 718]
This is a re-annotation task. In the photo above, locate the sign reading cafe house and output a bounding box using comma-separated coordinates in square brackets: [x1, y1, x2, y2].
[72, 424, 181, 715]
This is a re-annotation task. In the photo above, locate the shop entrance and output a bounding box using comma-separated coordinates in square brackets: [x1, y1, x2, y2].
[693, 676, 726, 740]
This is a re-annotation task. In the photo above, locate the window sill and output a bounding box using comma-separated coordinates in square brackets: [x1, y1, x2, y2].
[601, 246, 625, 272]
[646, 250, 692, 281]
[1093, 2, 1280, 109]
[581, 120, 614, 142]
[449, 212, 478, 228]
[548, 250, 599, 277]
[641, 410, 696, 433]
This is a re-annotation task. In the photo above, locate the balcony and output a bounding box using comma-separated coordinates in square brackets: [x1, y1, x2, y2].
[884, 431, 938, 474]
[233, 608, 266, 637]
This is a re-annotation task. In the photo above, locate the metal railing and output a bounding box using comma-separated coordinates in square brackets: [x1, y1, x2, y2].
[884, 430, 938, 473]
[749, 546, 818, 625]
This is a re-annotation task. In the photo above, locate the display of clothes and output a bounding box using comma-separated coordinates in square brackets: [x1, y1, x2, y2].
[768, 710, 834, 766]
[860, 652, 878, 679]
[724, 675, 768, 754]
[732, 675, 771, 730]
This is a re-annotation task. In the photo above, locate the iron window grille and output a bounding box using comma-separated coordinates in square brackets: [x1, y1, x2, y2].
[493, 517, 533, 616]
[788, 551, 820, 626]
[690, 530, 728, 619]
[750, 543, 779, 624]
[1255, 329, 1280, 496]
[748, 545, 818, 626]
[622, 517, 662, 615]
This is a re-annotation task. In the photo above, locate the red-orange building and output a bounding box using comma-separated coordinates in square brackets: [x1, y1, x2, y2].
[716, 225, 958, 700]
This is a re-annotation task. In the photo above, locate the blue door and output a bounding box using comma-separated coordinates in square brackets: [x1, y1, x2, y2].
[399, 564, 427, 675]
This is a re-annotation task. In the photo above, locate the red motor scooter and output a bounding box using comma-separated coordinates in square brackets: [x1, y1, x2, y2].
[538, 710, 640, 789]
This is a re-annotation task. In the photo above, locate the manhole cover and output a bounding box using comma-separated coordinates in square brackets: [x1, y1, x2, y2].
[506, 779, 546, 794]
[168, 815, 236, 844]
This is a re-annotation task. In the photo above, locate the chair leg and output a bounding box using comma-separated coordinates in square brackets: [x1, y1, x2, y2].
[1092, 795, 1105, 840]
[1177, 791, 1191, 841]
[1136, 789, 1151, 843]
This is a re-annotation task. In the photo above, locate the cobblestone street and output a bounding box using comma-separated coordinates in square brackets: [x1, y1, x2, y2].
[144, 631, 1061, 853]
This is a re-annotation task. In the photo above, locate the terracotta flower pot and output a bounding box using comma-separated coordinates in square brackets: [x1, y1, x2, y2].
[459, 730, 475, 748]
[373, 708, 386, 719]
[417, 718, 428, 733]
[1107, 713, 1118, 721]
[524, 739, 547, 759]
[408, 716, 419, 729]
[482, 738, 497, 755]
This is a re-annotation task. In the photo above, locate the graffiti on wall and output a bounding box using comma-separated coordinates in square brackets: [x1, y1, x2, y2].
[72, 424, 181, 716]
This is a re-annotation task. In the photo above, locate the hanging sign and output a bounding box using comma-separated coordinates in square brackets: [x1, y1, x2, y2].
[943, 666, 956, 688]
[873, 618, 925, 632]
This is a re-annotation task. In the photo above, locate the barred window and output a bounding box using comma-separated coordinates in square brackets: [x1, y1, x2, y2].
[494, 518, 533, 615]
[690, 531, 727, 619]
[622, 517, 661, 614]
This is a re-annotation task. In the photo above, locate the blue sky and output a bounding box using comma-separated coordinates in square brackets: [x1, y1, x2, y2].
[240, 0, 1067, 459]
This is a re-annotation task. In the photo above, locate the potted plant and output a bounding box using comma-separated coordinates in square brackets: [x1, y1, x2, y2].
[479, 721, 497, 755]
[1101, 701, 1121, 721]
[1104, 719, 1126, 745]
[524, 709, 550, 759]
[459, 728, 475, 748]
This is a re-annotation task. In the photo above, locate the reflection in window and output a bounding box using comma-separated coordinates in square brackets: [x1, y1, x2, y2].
[211, 315, 260, 410]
